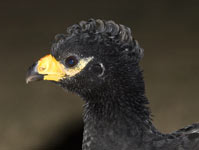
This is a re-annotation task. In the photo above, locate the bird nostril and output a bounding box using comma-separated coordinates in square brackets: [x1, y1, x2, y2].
[38, 66, 46, 72]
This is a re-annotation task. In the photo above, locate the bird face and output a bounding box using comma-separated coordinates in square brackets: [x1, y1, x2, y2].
[26, 38, 108, 96]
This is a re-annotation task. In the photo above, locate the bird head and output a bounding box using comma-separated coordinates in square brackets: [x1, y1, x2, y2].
[26, 19, 144, 99]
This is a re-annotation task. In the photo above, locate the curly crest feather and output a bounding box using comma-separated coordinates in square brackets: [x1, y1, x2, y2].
[52, 19, 144, 63]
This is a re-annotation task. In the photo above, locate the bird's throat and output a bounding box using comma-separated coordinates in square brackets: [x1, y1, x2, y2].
[81, 67, 159, 150]
[82, 83, 155, 150]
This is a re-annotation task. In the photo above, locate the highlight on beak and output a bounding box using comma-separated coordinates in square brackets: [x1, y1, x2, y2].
[26, 62, 44, 84]
[26, 54, 67, 84]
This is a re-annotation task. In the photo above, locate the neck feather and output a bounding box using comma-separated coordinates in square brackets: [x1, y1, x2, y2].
[82, 67, 160, 150]
[83, 66, 152, 125]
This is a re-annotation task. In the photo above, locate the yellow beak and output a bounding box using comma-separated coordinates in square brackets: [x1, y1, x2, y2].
[37, 54, 66, 81]
[26, 54, 67, 83]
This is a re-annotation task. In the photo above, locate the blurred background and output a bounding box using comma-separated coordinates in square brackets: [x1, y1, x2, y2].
[0, 0, 199, 149]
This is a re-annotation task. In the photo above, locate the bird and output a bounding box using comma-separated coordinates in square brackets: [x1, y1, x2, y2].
[26, 19, 199, 150]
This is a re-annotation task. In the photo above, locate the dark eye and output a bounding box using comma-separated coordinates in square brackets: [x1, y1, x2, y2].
[65, 56, 78, 67]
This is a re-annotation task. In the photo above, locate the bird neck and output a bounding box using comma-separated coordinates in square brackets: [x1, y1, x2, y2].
[82, 67, 159, 149]
[83, 90, 154, 134]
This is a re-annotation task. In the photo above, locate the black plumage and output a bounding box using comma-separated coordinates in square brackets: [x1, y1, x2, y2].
[27, 19, 199, 150]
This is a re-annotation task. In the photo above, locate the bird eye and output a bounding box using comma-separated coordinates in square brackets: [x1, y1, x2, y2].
[65, 56, 78, 67]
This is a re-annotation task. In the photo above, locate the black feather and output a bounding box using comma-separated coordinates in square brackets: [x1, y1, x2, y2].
[31, 19, 199, 150]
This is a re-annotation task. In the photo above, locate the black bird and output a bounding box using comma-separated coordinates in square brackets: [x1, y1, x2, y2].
[26, 19, 199, 150]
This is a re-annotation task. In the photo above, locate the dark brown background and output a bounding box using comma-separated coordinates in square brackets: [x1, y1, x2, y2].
[0, 0, 199, 149]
